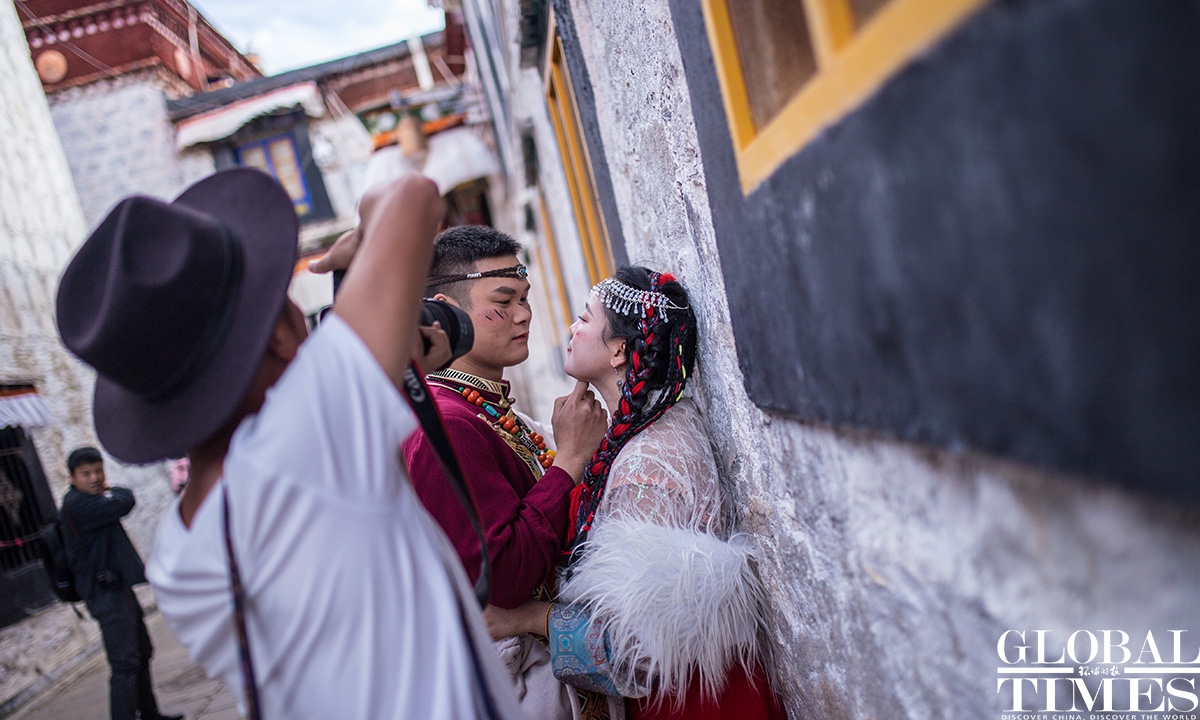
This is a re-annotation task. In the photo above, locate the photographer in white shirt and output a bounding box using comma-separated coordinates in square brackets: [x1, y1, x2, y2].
[56, 168, 521, 719]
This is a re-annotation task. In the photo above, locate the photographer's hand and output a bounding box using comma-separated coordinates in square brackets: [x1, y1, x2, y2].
[550, 380, 608, 483]
[320, 176, 443, 389]
[413, 322, 452, 374]
[308, 228, 360, 274]
[309, 175, 410, 276]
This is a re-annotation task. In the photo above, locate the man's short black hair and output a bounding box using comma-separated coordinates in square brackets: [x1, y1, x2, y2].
[67, 446, 103, 473]
[426, 225, 523, 305]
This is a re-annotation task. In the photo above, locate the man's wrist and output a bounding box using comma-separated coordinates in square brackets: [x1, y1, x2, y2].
[551, 455, 587, 484]
[526, 601, 552, 636]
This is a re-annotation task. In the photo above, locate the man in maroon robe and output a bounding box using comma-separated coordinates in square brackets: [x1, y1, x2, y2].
[403, 225, 607, 609]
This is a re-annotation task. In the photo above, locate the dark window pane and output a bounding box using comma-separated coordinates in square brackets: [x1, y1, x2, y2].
[236, 134, 314, 217]
[727, 0, 817, 131]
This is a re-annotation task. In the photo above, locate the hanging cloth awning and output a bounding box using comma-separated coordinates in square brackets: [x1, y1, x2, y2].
[175, 82, 326, 150]
[0, 389, 55, 429]
[422, 127, 500, 195]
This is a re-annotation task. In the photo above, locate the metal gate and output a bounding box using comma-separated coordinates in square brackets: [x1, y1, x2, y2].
[0, 426, 59, 627]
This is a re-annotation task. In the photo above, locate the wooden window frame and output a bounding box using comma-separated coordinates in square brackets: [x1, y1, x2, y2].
[534, 190, 574, 342]
[702, 0, 989, 194]
[543, 12, 615, 287]
[235, 132, 315, 217]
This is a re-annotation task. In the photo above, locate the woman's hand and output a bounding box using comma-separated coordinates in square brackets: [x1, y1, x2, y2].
[482, 601, 552, 640]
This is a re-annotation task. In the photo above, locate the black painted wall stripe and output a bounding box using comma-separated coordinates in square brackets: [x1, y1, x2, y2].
[551, 0, 629, 270]
[670, 0, 1200, 498]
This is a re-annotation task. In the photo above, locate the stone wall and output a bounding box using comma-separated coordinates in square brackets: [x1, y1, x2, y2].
[309, 112, 373, 225]
[47, 69, 191, 228]
[492, 0, 1200, 716]
[178, 146, 216, 188]
[0, 3, 173, 709]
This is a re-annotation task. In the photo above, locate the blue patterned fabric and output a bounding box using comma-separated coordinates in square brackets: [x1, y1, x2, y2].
[548, 602, 621, 696]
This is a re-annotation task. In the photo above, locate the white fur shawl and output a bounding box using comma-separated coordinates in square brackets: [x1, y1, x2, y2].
[557, 517, 763, 700]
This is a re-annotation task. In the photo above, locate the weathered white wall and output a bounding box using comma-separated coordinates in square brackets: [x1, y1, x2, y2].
[47, 69, 191, 228]
[506, 0, 1200, 716]
[178, 146, 216, 188]
[0, 5, 173, 709]
[294, 112, 374, 251]
[0, 6, 92, 496]
[310, 113, 373, 222]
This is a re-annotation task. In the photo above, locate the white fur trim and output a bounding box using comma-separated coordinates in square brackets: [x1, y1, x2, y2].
[558, 518, 762, 699]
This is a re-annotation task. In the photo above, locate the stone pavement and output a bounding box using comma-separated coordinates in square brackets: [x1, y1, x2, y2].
[5, 604, 240, 720]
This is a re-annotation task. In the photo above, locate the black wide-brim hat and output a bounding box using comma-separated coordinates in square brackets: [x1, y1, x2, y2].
[56, 168, 298, 464]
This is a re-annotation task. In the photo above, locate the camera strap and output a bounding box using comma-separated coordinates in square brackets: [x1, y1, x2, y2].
[402, 364, 503, 719]
[334, 270, 490, 607]
[222, 486, 262, 720]
[216, 365, 493, 720]
[400, 362, 491, 608]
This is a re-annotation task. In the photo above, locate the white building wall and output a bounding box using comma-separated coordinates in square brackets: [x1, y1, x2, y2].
[296, 112, 374, 251]
[178, 146, 216, 187]
[47, 70, 190, 228]
[487, 0, 1200, 716]
[310, 112, 373, 222]
[0, 5, 174, 709]
[471, 0, 601, 423]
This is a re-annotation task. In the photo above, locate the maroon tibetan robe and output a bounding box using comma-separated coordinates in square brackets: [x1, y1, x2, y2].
[403, 382, 574, 609]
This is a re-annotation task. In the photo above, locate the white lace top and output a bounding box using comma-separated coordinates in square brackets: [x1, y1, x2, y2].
[553, 397, 761, 702]
[596, 397, 730, 536]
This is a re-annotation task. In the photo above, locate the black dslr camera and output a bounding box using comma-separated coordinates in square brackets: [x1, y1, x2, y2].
[419, 298, 473, 369]
[325, 270, 472, 370]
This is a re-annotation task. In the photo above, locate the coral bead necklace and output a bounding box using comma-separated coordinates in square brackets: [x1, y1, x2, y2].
[426, 370, 556, 471]
[457, 387, 555, 469]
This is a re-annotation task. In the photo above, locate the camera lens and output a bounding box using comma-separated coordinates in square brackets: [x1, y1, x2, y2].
[420, 299, 474, 368]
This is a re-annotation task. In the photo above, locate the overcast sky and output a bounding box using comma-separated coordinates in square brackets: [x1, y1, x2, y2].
[191, 0, 446, 75]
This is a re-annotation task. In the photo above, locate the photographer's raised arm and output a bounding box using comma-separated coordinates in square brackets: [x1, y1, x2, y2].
[315, 176, 444, 388]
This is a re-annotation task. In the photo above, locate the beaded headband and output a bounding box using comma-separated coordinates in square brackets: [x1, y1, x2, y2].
[426, 264, 528, 288]
[591, 276, 687, 318]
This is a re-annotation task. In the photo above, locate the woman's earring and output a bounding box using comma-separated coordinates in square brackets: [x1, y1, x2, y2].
[613, 366, 626, 392]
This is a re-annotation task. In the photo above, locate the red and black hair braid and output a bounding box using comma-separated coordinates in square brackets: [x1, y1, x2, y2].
[564, 267, 697, 571]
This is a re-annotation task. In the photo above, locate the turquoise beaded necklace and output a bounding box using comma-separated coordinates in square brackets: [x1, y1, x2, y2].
[426, 371, 556, 471]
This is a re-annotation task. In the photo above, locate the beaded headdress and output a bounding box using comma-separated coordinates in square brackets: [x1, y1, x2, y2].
[591, 276, 687, 318]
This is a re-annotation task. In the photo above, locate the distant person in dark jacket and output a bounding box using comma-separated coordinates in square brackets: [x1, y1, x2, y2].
[61, 446, 182, 720]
